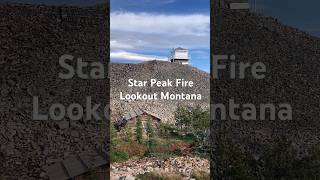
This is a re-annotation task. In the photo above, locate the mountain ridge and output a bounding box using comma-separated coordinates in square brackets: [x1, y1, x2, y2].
[211, 7, 320, 155]
[110, 61, 210, 123]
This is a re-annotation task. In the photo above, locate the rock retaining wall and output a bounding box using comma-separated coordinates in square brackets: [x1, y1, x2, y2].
[0, 3, 109, 179]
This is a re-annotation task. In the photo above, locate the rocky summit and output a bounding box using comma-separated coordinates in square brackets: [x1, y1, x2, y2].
[110, 61, 210, 123]
[211, 2, 320, 155]
[0, 3, 109, 179]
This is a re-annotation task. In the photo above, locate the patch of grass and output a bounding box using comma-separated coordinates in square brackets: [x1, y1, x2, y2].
[116, 142, 146, 158]
[147, 152, 176, 159]
[191, 171, 210, 180]
[136, 172, 183, 180]
[110, 151, 129, 163]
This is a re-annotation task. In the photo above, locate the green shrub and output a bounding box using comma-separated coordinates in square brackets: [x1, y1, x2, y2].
[136, 172, 183, 180]
[121, 126, 134, 143]
[170, 142, 193, 156]
[295, 145, 320, 179]
[146, 117, 157, 154]
[110, 123, 120, 147]
[174, 105, 210, 155]
[153, 143, 170, 153]
[175, 105, 192, 131]
[191, 171, 210, 180]
[136, 117, 143, 144]
[264, 141, 320, 179]
[110, 151, 129, 163]
[213, 134, 320, 179]
[147, 152, 175, 159]
[116, 142, 146, 158]
[159, 123, 176, 138]
[213, 132, 258, 180]
[262, 137, 298, 179]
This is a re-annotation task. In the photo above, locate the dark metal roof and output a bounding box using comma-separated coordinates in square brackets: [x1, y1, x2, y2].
[143, 110, 162, 120]
[63, 156, 87, 178]
[123, 113, 131, 121]
[43, 162, 69, 180]
[43, 151, 107, 180]
[129, 110, 137, 119]
[114, 107, 162, 129]
[134, 108, 143, 116]
[175, 47, 187, 50]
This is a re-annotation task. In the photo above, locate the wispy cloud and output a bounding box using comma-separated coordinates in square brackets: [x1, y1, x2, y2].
[133, 0, 176, 5]
[111, 51, 168, 61]
[110, 11, 210, 64]
[111, 0, 176, 7]
[111, 12, 209, 36]
[110, 40, 135, 49]
[111, 31, 209, 50]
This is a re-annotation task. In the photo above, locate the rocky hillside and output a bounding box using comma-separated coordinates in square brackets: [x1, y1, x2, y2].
[0, 4, 109, 179]
[111, 156, 209, 179]
[110, 61, 210, 123]
[211, 4, 320, 155]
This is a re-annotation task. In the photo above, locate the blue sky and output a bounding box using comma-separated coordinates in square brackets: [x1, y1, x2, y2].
[3, 0, 318, 71]
[1, 0, 104, 6]
[110, 0, 210, 72]
[251, 0, 320, 37]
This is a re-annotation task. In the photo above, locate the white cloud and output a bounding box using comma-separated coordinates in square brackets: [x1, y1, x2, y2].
[111, 30, 209, 50]
[111, 12, 210, 36]
[110, 11, 210, 63]
[112, 0, 176, 6]
[111, 51, 168, 61]
[110, 40, 135, 49]
[134, 0, 176, 4]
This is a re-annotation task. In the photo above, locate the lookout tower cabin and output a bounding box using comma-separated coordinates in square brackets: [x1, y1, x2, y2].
[170, 47, 189, 65]
[115, 108, 162, 137]
[219, 0, 250, 10]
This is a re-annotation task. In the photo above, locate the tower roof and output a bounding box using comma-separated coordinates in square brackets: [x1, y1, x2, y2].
[175, 47, 187, 50]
